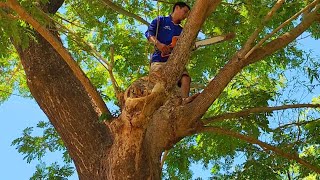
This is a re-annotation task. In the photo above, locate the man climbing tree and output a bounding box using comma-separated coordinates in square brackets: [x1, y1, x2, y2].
[145, 2, 194, 103]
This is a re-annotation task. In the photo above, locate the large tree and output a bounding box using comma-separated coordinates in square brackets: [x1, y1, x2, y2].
[1, 0, 320, 179]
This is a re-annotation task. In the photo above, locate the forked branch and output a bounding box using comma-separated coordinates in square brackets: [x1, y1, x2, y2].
[185, 1, 320, 125]
[240, 0, 285, 57]
[246, 3, 320, 64]
[244, 0, 320, 59]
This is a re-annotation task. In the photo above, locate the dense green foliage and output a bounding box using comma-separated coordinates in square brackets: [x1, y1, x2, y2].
[1, 0, 319, 179]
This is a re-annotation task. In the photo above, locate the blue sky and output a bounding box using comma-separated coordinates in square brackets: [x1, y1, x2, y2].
[0, 34, 319, 180]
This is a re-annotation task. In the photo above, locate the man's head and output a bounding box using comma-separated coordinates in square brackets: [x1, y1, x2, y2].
[172, 2, 190, 22]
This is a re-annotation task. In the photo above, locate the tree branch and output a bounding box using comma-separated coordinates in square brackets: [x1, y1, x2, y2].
[48, 11, 123, 106]
[36, 7, 124, 106]
[182, 53, 246, 126]
[183, 2, 320, 125]
[198, 126, 320, 173]
[108, 46, 123, 106]
[246, 2, 320, 64]
[244, 0, 320, 59]
[7, 0, 111, 116]
[100, 0, 149, 25]
[239, 0, 285, 58]
[46, 0, 64, 14]
[203, 104, 320, 125]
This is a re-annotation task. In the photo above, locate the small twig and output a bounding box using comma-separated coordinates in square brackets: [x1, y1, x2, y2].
[203, 104, 320, 125]
[55, 13, 88, 30]
[244, 0, 320, 59]
[297, 34, 311, 41]
[273, 118, 320, 131]
[108, 46, 122, 102]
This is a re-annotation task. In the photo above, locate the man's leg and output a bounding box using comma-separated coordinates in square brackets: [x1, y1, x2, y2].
[180, 74, 191, 98]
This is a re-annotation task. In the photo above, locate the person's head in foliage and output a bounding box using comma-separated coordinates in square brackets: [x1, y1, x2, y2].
[171, 2, 190, 23]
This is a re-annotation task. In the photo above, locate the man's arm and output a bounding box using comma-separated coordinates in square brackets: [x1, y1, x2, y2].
[145, 17, 170, 55]
[148, 36, 170, 54]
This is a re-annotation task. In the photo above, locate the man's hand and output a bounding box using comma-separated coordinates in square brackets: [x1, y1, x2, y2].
[156, 42, 171, 55]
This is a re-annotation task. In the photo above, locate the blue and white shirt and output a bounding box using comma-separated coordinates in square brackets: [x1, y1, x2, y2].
[145, 15, 183, 63]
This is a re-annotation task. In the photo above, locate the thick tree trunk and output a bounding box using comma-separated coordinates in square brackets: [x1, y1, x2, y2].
[9, 0, 320, 178]
[102, 121, 163, 179]
[14, 31, 180, 179]
[9, 0, 218, 177]
[13, 31, 113, 178]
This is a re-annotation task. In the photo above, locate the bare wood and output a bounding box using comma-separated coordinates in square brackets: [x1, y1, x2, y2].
[7, 0, 111, 116]
[244, 0, 320, 59]
[198, 126, 320, 173]
[240, 0, 285, 57]
[100, 0, 149, 25]
[203, 104, 320, 124]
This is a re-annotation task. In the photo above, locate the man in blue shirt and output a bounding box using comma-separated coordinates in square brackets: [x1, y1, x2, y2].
[145, 2, 192, 101]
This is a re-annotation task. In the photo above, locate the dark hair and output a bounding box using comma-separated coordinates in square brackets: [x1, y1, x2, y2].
[172, 2, 190, 13]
